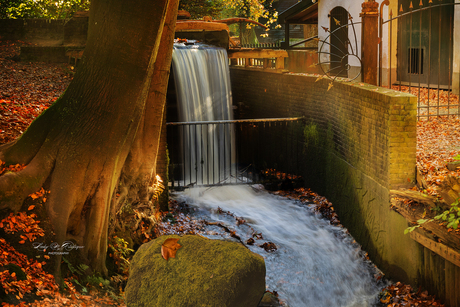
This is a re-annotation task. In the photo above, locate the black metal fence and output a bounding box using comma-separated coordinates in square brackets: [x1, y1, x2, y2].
[166, 117, 304, 190]
[381, 1, 460, 119]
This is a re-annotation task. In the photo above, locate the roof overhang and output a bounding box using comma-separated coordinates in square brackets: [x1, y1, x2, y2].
[278, 0, 318, 24]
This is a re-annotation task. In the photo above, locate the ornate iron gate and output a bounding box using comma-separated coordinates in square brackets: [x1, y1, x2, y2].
[380, 1, 460, 119]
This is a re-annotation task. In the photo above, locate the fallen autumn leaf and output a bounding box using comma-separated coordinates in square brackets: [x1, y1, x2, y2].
[161, 238, 181, 260]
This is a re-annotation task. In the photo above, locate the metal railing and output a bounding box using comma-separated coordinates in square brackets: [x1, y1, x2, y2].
[166, 117, 304, 190]
[233, 58, 277, 68]
[240, 42, 281, 49]
[380, 2, 460, 119]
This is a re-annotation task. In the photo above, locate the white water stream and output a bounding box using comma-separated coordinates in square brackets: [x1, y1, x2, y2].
[171, 43, 383, 306]
[175, 186, 383, 307]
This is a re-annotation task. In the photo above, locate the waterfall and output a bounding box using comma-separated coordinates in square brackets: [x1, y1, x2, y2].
[171, 43, 235, 186]
[170, 42, 383, 307]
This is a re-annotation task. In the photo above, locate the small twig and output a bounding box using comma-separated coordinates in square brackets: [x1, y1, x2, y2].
[205, 221, 247, 246]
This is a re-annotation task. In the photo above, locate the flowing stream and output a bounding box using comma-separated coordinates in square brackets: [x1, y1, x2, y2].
[174, 186, 384, 307]
[171, 43, 384, 306]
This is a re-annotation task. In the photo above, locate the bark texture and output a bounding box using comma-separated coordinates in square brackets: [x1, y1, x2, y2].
[0, 0, 178, 276]
[110, 1, 179, 242]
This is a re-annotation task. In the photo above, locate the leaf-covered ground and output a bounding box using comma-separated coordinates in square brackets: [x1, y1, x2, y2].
[415, 117, 460, 194]
[0, 40, 73, 144]
[390, 85, 460, 196]
[0, 39, 454, 306]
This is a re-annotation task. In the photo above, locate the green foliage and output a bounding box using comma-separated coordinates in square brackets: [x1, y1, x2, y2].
[179, 0, 278, 30]
[62, 256, 91, 293]
[0, 0, 23, 18]
[404, 198, 460, 234]
[106, 236, 133, 294]
[454, 154, 460, 161]
[179, 0, 224, 19]
[62, 256, 89, 276]
[108, 236, 133, 277]
[4, 0, 89, 20]
[433, 199, 460, 229]
[86, 274, 111, 288]
[163, 212, 177, 224]
[62, 256, 113, 295]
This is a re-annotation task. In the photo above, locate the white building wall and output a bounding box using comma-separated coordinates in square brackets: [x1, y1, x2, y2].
[317, 0, 362, 79]
[317, 0, 391, 84]
[453, 3, 460, 94]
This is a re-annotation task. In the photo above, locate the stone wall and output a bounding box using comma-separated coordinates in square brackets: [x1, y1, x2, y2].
[230, 67, 460, 306]
[0, 19, 63, 43]
[0, 18, 88, 45]
[0, 18, 88, 63]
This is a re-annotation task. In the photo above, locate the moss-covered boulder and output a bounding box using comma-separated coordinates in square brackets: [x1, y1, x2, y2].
[125, 234, 266, 307]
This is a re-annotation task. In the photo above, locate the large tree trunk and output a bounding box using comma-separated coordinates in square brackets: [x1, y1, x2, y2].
[0, 0, 179, 277]
[110, 0, 179, 245]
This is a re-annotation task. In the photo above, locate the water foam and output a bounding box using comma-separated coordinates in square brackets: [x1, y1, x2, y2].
[175, 185, 383, 307]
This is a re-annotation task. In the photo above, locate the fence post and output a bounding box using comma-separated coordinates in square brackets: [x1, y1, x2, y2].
[360, 0, 379, 85]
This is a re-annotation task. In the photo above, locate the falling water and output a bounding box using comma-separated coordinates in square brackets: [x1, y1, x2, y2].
[176, 186, 383, 307]
[171, 42, 383, 306]
[171, 43, 235, 185]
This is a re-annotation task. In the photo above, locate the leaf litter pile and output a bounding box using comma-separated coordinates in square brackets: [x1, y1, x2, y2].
[0, 39, 453, 306]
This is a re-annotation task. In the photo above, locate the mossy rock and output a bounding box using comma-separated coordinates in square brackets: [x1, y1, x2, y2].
[125, 234, 266, 307]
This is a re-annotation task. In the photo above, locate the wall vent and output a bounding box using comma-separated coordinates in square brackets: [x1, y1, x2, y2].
[408, 48, 424, 74]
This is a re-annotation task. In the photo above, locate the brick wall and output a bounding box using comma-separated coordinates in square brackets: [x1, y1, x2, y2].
[231, 67, 417, 190]
[230, 67, 430, 295]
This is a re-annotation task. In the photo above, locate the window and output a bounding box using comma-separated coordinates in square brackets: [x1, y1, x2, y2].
[408, 48, 424, 74]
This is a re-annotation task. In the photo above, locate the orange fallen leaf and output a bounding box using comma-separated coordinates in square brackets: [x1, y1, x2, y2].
[28, 205, 35, 211]
[161, 238, 181, 260]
